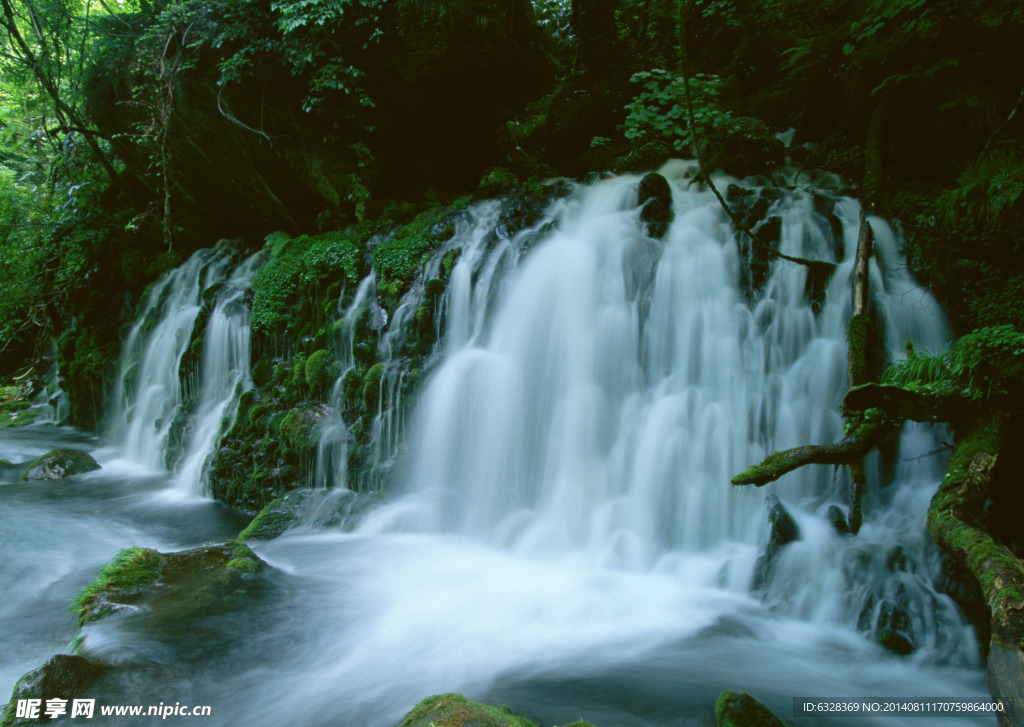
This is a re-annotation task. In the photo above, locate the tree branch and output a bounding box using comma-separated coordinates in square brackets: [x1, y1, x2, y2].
[731, 418, 889, 487]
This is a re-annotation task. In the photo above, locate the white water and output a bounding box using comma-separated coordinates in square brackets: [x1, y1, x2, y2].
[4, 169, 993, 726]
[110, 248, 234, 468]
[172, 251, 264, 496]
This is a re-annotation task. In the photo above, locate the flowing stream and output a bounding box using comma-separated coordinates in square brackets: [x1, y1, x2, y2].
[0, 168, 995, 726]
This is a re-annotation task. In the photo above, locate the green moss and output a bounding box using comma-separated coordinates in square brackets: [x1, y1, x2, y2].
[239, 496, 293, 540]
[927, 414, 1024, 646]
[250, 230, 362, 335]
[72, 547, 163, 626]
[225, 543, 264, 573]
[362, 363, 385, 408]
[714, 690, 786, 727]
[279, 410, 315, 455]
[847, 313, 873, 386]
[305, 349, 332, 396]
[398, 693, 538, 727]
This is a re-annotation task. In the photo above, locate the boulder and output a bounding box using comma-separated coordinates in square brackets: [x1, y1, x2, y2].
[73, 542, 267, 628]
[19, 450, 100, 481]
[239, 488, 380, 541]
[0, 655, 108, 727]
[397, 693, 538, 727]
[715, 690, 787, 727]
[637, 172, 674, 240]
[752, 495, 801, 590]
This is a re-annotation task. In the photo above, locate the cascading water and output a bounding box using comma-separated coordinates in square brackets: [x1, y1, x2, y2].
[171, 251, 265, 496]
[110, 248, 233, 467]
[361, 163, 970, 663]
[58, 168, 991, 727]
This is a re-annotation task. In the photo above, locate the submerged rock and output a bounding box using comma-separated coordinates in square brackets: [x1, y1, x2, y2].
[637, 172, 674, 239]
[753, 494, 801, 590]
[19, 449, 100, 481]
[74, 541, 267, 627]
[239, 488, 380, 541]
[715, 690, 787, 727]
[397, 694, 539, 727]
[0, 654, 108, 727]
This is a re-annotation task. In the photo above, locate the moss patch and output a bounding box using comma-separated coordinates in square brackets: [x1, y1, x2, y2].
[398, 694, 539, 727]
[715, 690, 787, 727]
[73, 546, 163, 626]
[239, 496, 295, 541]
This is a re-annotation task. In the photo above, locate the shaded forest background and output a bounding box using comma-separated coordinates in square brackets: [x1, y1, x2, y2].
[2, 0, 1024, 425]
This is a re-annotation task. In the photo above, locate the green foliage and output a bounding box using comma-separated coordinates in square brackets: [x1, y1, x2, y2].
[372, 207, 457, 308]
[250, 230, 361, 334]
[623, 70, 728, 154]
[882, 326, 1024, 399]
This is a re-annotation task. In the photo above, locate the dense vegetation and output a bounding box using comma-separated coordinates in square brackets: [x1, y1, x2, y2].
[3, 0, 1024, 719]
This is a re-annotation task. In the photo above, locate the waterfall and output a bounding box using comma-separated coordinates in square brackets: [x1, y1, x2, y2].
[109, 246, 239, 472]
[172, 251, 265, 496]
[313, 274, 380, 490]
[358, 166, 971, 664]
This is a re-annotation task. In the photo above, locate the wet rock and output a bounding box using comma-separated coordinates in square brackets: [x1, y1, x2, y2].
[715, 690, 787, 727]
[827, 505, 850, 535]
[753, 495, 801, 590]
[397, 693, 540, 727]
[637, 172, 674, 239]
[873, 584, 915, 656]
[1, 387, 37, 428]
[239, 488, 379, 541]
[74, 542, 268, 628]
[19, 449, 100, 481]
[0, 655, 109, 726]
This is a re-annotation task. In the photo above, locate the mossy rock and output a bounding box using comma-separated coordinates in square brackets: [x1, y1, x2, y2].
[0, 388, 37, 427]
[715, 691, 787, 727]
[72, 542, 267, 628]
[397, 693, 538, 727]
[305, 349, 333, 395]
[0, 655, 108, 727]
[363, 363, 385, 408]
[19, 449, 101, 481]
[239, 495, 298, 541]
[239, 489, 381, 541]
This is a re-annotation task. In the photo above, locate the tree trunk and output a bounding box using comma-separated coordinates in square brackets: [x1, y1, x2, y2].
[926, 414, 1024, 726]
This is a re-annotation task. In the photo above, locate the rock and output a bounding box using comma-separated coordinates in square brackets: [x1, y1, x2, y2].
[637, 172, 674, 240]
[0, 655, 108, 727]
[0, 391, 37, 427]
[239, 488, 380, 541]
[827, 505, 849, 535]
[752, 495, 801, 590]
[397, 693, 538, 727]
[19, 450, 100, 481]
[73, 542, 268, 627]
[715, 690, 787, 727]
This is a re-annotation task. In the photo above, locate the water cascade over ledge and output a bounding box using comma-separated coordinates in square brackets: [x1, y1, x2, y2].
[60, 167, 991, 726]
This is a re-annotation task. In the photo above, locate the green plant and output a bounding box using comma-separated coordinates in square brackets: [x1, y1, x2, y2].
[882, 326, 1024, 399]
[623, 69, 729, 154]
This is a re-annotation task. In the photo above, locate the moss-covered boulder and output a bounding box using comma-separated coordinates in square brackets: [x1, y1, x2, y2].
[239, 488, 380, 541]
[397, 694, 538, 727]
[0, 386, 37, 427]
[19, 449, 100, 481]
[715, 691, 787, 727]
[0, 655, 108, 727]
[73, 542, 267, 628]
